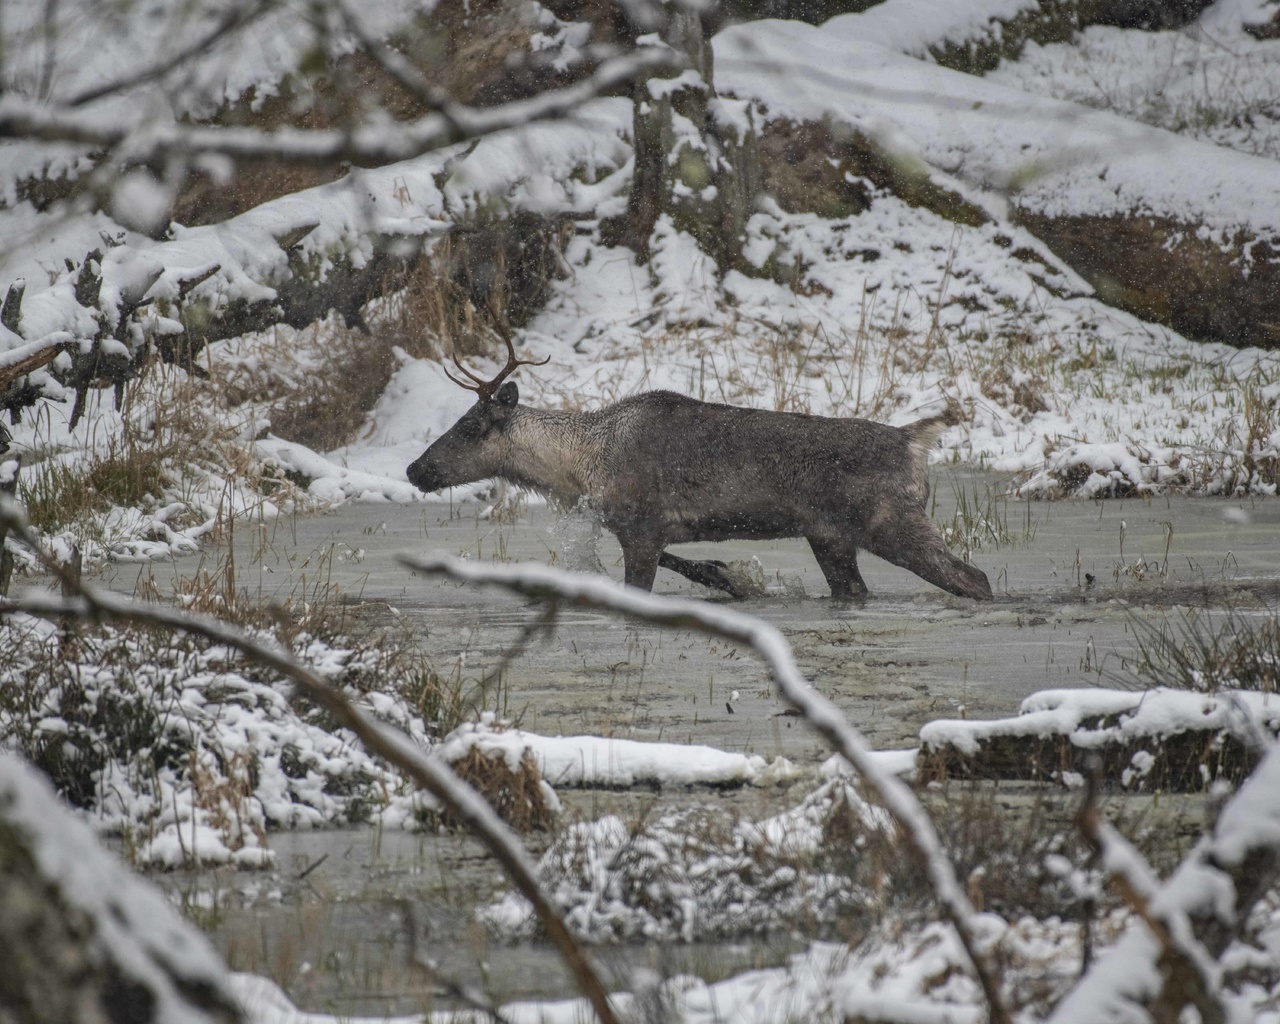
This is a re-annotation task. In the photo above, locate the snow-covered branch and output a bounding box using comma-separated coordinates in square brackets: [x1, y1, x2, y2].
[1052, 746, 1280, 1023]
[0, 751, 246, 1024]
[0, 500, 623, 1024]
[63, 0, 275, 109]
[1076, 770, 1227, 1023]
[0, 46, 679, 167]
[399, 553, 1012, 1024]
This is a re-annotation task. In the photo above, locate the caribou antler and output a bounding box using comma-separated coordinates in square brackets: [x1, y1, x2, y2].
[443, 323, 549, 402]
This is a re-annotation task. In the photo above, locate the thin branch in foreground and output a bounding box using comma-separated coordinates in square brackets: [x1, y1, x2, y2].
[0, 45, 681, 168]
[0, 499, 621, 1024]
[401, 899, 511, 1024]
[399, 553, 1012, 1024]
[1052, 743, 1280, 1023]
[1076, 765, 1226, 1024]
[65, 0, 276, 109]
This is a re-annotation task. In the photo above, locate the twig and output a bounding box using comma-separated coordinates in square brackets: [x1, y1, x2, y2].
[0, 46, 681, 168]
[462, 597, 561, 710]
[1051, 745, 1280, 1022]
[0, 498, 621, 1024]
[400, 899, 511, 1024]
[333, 2, 462, 122]
[65, 0, 276, 109]
[1075, 765, 1225, 1024]
[295, 852, 329, 881]
[399, 553, 1012, 1024]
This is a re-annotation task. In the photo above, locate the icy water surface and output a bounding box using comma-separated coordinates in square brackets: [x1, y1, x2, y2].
[109, 474, 1280, 755]
[113, 476, 1279, 1014]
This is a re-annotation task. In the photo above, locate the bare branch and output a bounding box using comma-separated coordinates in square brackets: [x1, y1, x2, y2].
[401, 900, 512, 1024]
[1052, 745, 1280, 1023]
[0, 499, 623, 1024]
[399, 553, 1012, 1024]
[65, 0, 276, 109]
[0, 46, 681, 168]
[333, 1, 462, 120]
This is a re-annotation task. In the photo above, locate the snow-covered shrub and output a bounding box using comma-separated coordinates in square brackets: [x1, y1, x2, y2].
[0, 613, 451, 868]
[480, 780, 892, 943]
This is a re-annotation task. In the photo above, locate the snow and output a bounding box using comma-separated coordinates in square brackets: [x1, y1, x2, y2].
[4, 13, 1279, 541]
[479, 779, 890, 943]
[712, 14, 1280, 240]
[987, 0, 1280, 160]
[5, 2, 1280, 1017]
[0, 614, 440, 866]
[223, 912, 1124, 1024]
[852, 0, 1040, 57]
[921, 686, 1280, 758]
[439, 713, 800, 789]
[0, 750, 240, 1020]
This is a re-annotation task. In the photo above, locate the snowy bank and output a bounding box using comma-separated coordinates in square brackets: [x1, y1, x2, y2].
[920, 686, 1280, 790]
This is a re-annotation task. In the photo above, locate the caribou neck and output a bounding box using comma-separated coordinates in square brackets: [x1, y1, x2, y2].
[498, 407, 601, 504]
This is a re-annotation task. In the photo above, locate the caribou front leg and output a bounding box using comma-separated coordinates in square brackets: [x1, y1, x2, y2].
[658, 551, 751, 599]
[619, 535, 662, 591]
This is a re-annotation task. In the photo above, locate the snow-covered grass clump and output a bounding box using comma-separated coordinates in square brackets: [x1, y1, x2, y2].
[481, 779, 891, 943]
[0, 610, 449, 868]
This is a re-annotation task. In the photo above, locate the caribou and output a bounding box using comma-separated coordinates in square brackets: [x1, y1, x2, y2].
[407, 332, 992, 601]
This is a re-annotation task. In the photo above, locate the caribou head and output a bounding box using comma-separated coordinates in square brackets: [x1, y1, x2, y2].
[406, 328, 548, 494]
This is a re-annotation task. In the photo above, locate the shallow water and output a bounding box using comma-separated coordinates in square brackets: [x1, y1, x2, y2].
[108, 476, 1280, 1013]
[106, 474, 1280, 755]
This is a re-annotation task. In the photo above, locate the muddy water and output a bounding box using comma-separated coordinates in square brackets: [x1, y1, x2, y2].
[116, 477, 1280, 1014]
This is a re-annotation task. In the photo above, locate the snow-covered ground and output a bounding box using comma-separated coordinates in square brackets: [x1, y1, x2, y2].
[987, 0, 1280, 160]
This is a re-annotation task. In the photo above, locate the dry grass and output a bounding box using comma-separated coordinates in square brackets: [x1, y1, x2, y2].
[442, 746, 555, 834]
[267, 323, 398, 453]
[375, 215, 570, 364]
[18, 362, 252, 540]
[937, 476, 1037, 562]
[1129, 606, 1280, 694]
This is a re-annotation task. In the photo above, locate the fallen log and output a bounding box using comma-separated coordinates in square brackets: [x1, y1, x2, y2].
[918, 687, 1280, 792]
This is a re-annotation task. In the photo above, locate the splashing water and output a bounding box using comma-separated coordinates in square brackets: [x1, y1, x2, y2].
[549, 497, 606, 575]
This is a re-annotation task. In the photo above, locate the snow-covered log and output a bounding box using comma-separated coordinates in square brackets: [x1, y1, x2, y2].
[0, 752, 244, 1024]
[919, 688, 1280, 792]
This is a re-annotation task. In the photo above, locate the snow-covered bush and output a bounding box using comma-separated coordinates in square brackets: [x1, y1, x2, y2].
[0, 612, 450, 868]
[481, 780, 893, 943]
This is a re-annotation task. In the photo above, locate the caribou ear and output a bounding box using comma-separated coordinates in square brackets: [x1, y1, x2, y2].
[494, 381, 519, 407]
